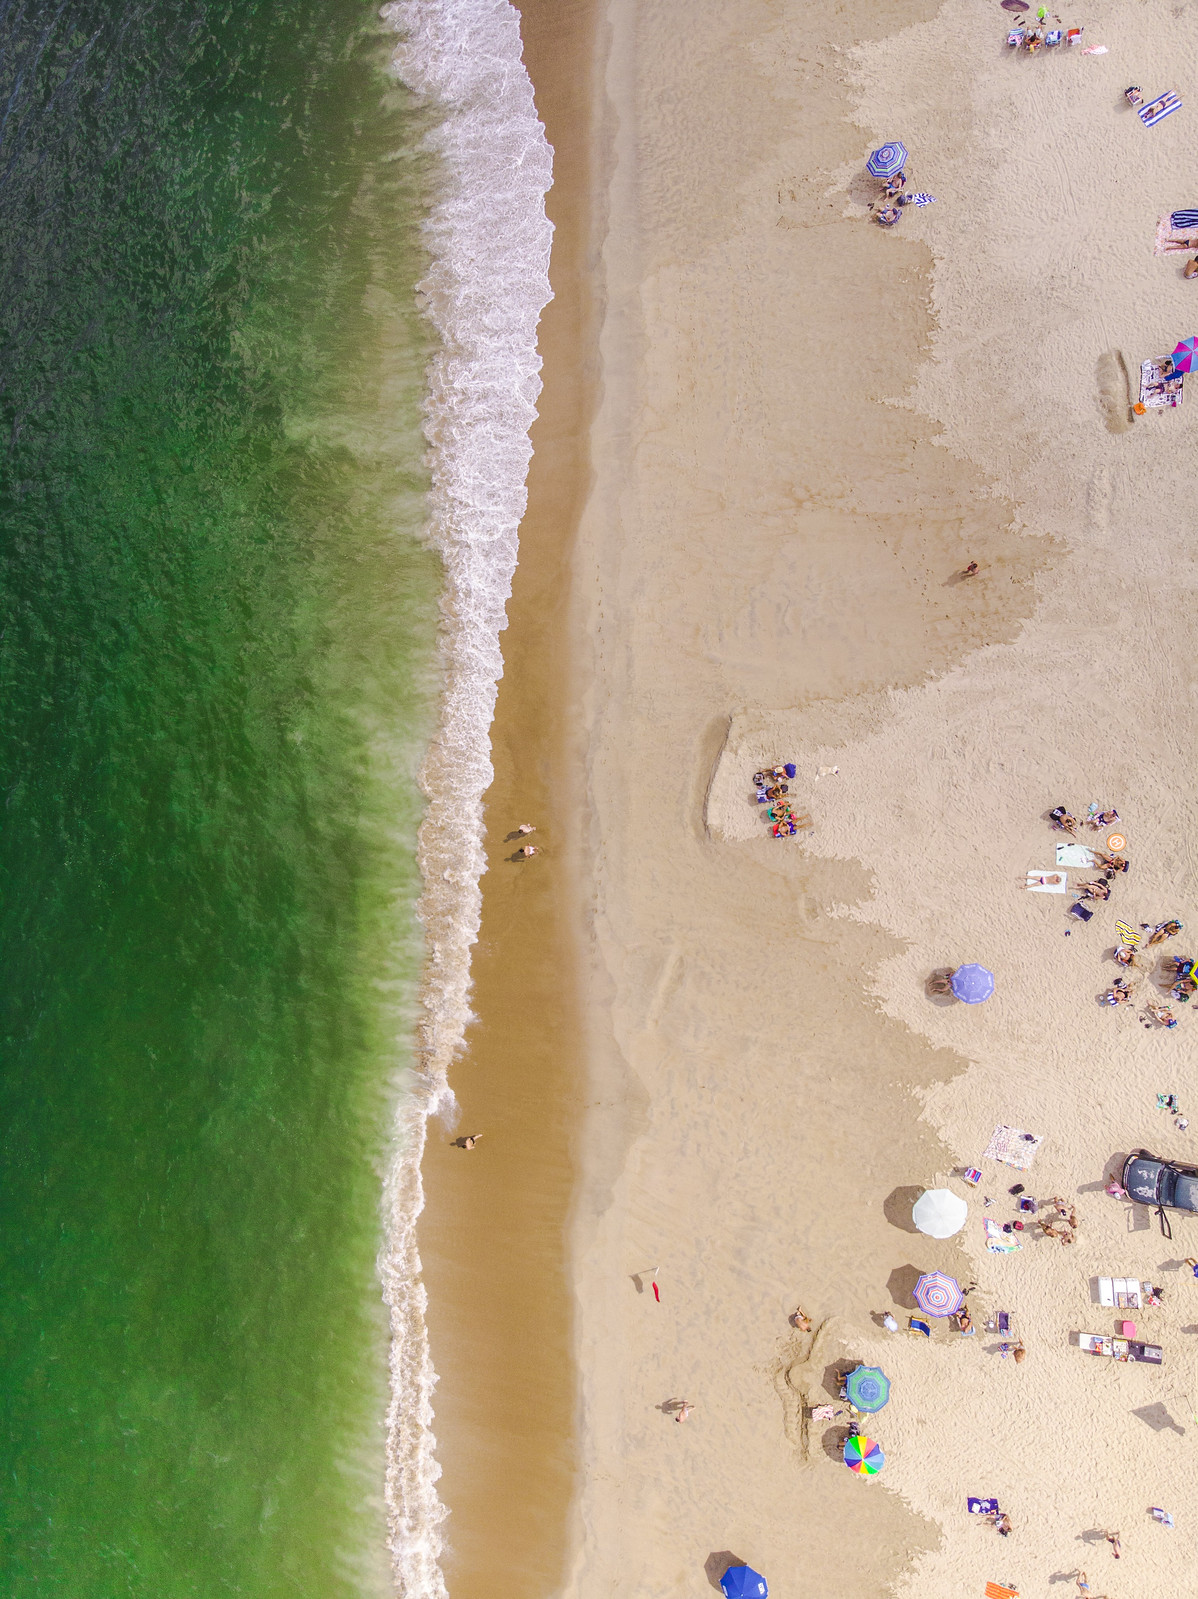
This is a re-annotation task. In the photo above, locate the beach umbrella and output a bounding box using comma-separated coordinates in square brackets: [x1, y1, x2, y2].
[950, 963, 994, 1004]
[914, 1271, 966, 1317]
[845, 1365, 891, 1412]
[720, 1566, 768, 1599]
[844, 1433, 885, 1475]
[866, 141, 908, 179]
[1171, 336, 1198, 372]
[912, 1187, 968, 1238]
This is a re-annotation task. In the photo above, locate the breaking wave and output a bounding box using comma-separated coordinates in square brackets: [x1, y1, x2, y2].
[377, 2, 553, 1593]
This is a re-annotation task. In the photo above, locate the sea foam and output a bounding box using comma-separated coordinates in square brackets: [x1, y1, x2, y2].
[377, 2, 553, 1593]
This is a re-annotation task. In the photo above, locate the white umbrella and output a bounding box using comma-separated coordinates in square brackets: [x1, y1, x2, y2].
[912, 1188, 967, 1238]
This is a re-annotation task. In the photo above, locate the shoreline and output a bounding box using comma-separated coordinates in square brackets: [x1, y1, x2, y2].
[413, 3, 597, 1595]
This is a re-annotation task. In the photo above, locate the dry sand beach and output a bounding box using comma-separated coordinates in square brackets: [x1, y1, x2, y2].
[546, 0, 1198, 1597]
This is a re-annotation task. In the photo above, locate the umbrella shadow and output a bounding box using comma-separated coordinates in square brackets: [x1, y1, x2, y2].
[924, 968, 958, 1006]
[848, 170, 883, 209]
[820, 1424, 853, 1463]
[883, 1186, 923, 1234]
[820, 1360, 853, 1400]
[886, 1263, 923, 1309]
[1133, 1402, 1185, 1435]
[705, 1552, 746, 1591]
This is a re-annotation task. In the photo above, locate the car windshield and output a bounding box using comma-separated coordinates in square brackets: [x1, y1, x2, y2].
[1172, 1173, 1198, 1212]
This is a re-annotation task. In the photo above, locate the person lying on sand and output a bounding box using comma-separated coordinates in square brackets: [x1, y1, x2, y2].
[1078, 879, 1111, 901]
[1090, 808, 1119, 829]
[790, 1307, 812, 1331]
[1102, 980, 1132, 1005]
[1050, 806, 1079, 835]
[1096, 853, 1129, 873]
[1147, 1004, 1178, 1028]
[1148, 920, 1184, 945]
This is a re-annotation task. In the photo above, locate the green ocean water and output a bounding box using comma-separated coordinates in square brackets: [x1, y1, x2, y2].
[0, 4, 438, 1594]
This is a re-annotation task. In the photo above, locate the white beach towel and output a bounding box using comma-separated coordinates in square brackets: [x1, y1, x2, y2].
[983, 1125, 1043, 1171]
[1056, 844, 1096, 867]
[1027, 870, 1068, 894]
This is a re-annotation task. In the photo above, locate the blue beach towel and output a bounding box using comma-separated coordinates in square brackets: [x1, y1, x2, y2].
[1140, 91, 1182, 127]
[1172, 210, 1198, 230]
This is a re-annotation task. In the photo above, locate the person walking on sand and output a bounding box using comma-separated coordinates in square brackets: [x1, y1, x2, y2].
[1105, 1530, 1121, 1559]
[517, 822, 536, 834]
[961, 561, 979, 578]
[674, 1402, 693, 1423]
[519, 843, 539, 857]
[459, 1133, 483, 1150]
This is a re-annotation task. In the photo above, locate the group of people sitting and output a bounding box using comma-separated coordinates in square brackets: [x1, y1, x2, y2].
[873, 170, 920, 228]
[752, 762, 810, 839]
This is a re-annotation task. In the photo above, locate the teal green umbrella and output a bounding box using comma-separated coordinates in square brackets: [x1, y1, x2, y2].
[845, 1365, 890, 1412]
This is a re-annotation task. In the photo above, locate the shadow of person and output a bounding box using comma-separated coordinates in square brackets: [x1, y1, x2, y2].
[657, 1398, 688, 1417]
[704, 1552, 746, 1592]
[886, 1263, 923, 1309]
[1077, 1527, 1109, 1546]
[883, 1186, 923, 1234]
[1133, 1402, 1185, 1435]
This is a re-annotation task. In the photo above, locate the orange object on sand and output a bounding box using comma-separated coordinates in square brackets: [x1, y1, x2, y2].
[1133, 403, 1146, 414]
[985, 1585, 1019, 1599]
[1107, 832, 1126, 851]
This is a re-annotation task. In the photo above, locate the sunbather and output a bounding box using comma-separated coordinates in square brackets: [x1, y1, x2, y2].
[1096, 853, 1128, 873]
[1050, 806, 1079, 835]
[1114, 945, 1138, 968]
[1091, 808, 1120, 829]
[1147, 1004, 1178, 1028]
[876, 205, 901, 227]
[1148, 920, 1184, 945]
[882, 171, 905, 198]
[1102, 980, 1132, 1005]
[1078, 879, 1111, 901]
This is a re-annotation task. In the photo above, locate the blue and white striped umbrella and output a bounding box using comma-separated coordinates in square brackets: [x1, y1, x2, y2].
[867, 141, 908, 178]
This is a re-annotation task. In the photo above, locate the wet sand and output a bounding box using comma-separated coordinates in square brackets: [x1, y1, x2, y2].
[414, 4, 595, 1597]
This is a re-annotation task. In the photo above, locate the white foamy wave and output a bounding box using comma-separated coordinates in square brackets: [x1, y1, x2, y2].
[377, 1, 554, 1593]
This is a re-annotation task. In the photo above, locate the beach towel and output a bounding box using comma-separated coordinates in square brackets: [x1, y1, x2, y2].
[909, 1316, 931, 1336]
[1068, 901, 1093, 921]
[983, 1125, 1043, 1170]
[809, 1403, 836, 1421]
[1082, 43, 1107, 54]
[1027, 870, 1068, 893]
[985, 1585, 1019, 1599]
[968, 1497, 999, 1515]
[1173, 209, 1198, 230]
[1116, 920, 1141, 947]
[985, 1219, 1022, 1253]
[1141, 358, 1184, 408]
[1056, 843, 1096, 867]
[905, 193, 936, 207]
[1140, 91, 1182, 127]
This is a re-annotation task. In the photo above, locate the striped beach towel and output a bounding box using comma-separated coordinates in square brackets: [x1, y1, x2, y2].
[985, 1586, 1019, 1599]
[1172, 209, 1198, 230]
[1116, 919, 1142, 948]
[905, 192, 937, 207]
[1139, 91, 1182, 127]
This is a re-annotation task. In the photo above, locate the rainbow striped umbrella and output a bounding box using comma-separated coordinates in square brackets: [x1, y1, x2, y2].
[914, 1271, 965, 1317]
[844, 1433, 885, 1475]
[1171, 336, 1198, 373]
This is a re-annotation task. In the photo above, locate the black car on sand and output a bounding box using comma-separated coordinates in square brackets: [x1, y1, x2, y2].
[1123, 1150, 1198, 1232]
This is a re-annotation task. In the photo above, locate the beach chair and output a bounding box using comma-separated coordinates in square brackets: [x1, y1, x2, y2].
[1006, 30, 1024, 47]
[1065, 27, 1083, 44]
[908, 1316, 931, 1337]
[1045, 29, 1063, 46]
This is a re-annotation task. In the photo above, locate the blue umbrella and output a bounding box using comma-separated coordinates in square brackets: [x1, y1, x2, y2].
[720, 1567, 768, 1599]
[845, 1364, 891, 1412]
[950, 963, 994, 1004]
[867, 141, 908, 179]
